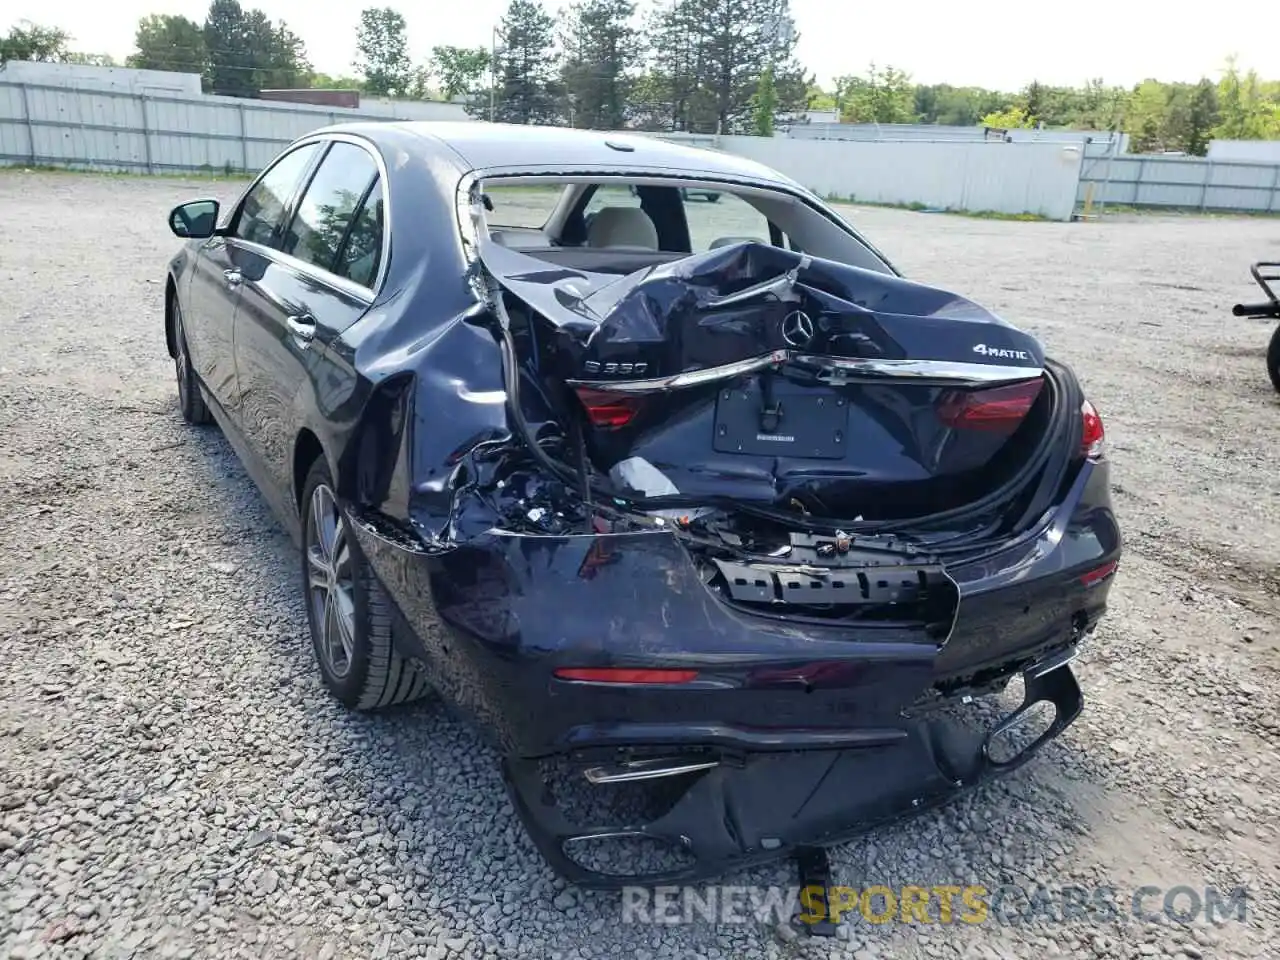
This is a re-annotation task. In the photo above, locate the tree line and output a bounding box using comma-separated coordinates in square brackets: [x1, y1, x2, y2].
[822, 63, 1280, 155]
[4, 7, 1279, 152]
[0, 1, 809, 136]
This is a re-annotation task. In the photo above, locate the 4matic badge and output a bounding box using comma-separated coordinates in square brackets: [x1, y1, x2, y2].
[973, 343, 1031, 361]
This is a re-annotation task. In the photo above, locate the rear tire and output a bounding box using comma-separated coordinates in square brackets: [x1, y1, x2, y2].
[173, 300, 212, 425]
[300, 457, 431, 710]
[1267, 326, 1280, 394]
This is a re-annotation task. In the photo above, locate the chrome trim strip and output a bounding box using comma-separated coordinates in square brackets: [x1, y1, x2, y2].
[583, 759, 720, 784]
[792, 355, 1044, 385]
[1026, 644, 1081, 679]
[705, 257, 809, 308]
[566, 352, 1042, 392]
[231, 238, 379, 305]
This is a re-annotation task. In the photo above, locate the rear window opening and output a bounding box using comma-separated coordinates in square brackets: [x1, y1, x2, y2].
[474, 175, 896, 276]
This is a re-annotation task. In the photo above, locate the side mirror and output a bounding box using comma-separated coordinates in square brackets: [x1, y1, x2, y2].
[169, 199, 221, 239]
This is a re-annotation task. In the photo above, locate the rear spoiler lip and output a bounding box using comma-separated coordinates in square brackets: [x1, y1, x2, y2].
[566, 353, 1045, 393]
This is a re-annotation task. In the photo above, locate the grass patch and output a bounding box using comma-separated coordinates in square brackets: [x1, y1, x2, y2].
[824, 194, 1049, 221]
[1077, 203, 1280, 220]
[0, 162, 255, 182]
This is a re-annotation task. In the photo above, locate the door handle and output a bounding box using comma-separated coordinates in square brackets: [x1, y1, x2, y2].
[223, 269, 243, 286]
[287, 314, 317, 343]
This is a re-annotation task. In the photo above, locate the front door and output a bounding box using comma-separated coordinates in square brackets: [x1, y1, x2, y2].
[189, 142, 323, 417]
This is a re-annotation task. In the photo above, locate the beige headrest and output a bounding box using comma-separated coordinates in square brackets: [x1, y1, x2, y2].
[587, 207, 659, 250]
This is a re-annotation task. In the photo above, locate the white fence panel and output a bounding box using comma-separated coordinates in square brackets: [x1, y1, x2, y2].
[0, 81, 443, 174]
[689, 136, 1083, 220]
[1078, 151, 1280, 213]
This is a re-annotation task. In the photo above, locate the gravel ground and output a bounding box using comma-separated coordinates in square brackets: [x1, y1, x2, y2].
[1, 169, 1278, 960]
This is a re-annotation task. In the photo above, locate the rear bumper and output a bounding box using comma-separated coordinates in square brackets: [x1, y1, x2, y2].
[504, 660, 1083, 887]
[349, 457, 1118, 883]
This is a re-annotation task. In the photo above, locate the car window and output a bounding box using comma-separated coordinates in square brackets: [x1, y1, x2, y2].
[583, 184, 642, 217]
[335, 176, 384, 289]
[233, 144, 321, 248]
[283, 142, 380, 277]
[483, 184, 564, 229]
[683, 191, 773, 252]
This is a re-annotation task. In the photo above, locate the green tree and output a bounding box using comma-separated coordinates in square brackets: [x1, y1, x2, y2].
[1, 20, 70, 63]
[1212, 59, 1280, 140]
[65, 52, 117, 66]
[644, 0, 805, 134]
[560, 0, 640, 130]
[128, 15, 206, 76]
[490, 0, 560, 124]
[1074, 78, 1128, 130]
[203, 0, 255, 96]
[1123, 80, 1170, 151]
[624, 70, 677, 130]
[639, 0, 704, 131]
[246, 13, 309, 90]
[202, 0, 310, 97]
[980, 105, 1034, 129]
[913, 84, 1009, 126]
[836, 64, 916, 123]
[431, 45, 491, 100]
[310, 72, 365, 90]
[1022, 80, 1047, 125]
[1184, 79, 1220, 154]
[354, 7, 413, 97]
[751, 64, 777, 135]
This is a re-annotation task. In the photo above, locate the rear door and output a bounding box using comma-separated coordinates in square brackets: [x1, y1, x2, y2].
[184, 142, 322, 414]
[231, 138, 386, 516]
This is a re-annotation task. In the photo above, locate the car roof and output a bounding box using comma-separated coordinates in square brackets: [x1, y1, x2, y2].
[321, 121, 800, 188]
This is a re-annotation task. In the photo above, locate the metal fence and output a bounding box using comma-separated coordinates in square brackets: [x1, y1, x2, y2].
[786, 121, 1126, 153]
[0, 80, 466, 175]
[661, 132, 1086, 221]
[1077, 148, 1280, 214]
[7, 77, 1280, 220]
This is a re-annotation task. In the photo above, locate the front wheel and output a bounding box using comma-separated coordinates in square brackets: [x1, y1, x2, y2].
[300, 457, 431, 710]
[1267, 326, 1280, 394]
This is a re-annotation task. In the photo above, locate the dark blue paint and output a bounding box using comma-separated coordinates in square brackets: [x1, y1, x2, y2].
[164, 121, 1122, 886]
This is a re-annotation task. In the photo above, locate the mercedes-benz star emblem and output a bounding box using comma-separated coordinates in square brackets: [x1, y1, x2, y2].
[781, 310, 815, 347]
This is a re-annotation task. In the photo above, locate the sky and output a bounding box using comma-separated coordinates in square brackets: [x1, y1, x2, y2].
[5, 0, 1277, 92]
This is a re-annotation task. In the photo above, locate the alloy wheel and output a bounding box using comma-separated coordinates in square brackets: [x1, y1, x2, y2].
[306, 483, 356, 679]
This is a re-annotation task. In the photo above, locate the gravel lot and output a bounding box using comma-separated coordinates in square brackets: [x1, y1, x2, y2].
[1, 169, 1278, 960]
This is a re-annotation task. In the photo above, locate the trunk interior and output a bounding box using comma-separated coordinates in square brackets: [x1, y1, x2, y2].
[572, 371, 1053, 521]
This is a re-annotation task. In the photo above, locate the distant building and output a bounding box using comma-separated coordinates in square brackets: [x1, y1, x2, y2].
[0, 61, 474, 124]
[261, 88, 360, 109]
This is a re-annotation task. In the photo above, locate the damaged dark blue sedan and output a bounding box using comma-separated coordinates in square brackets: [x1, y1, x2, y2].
[163, 122, 1121, 889]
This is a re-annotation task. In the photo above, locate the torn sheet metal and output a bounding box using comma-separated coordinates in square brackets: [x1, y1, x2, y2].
[477, 236, 1045, 388]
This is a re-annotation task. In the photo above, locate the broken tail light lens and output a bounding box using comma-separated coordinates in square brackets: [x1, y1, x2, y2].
[574, 388, 643, 429]
[936, 378, 1043, 432]
[554, 668, 699, 684]
[1079, 559, 1117, 586]
[1081, 400, 1106, 460]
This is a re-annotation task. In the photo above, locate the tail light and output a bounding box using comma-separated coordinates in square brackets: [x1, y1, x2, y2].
[1079, 559, 1117, 586]
[574, 388, 643, 429]
[1081, 400, 1105, 460]
[936, 378, 1043, 432]
[554, 667, 699, 684]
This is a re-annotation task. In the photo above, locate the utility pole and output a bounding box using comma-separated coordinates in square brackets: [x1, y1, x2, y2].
[489, 26, 502, 123]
